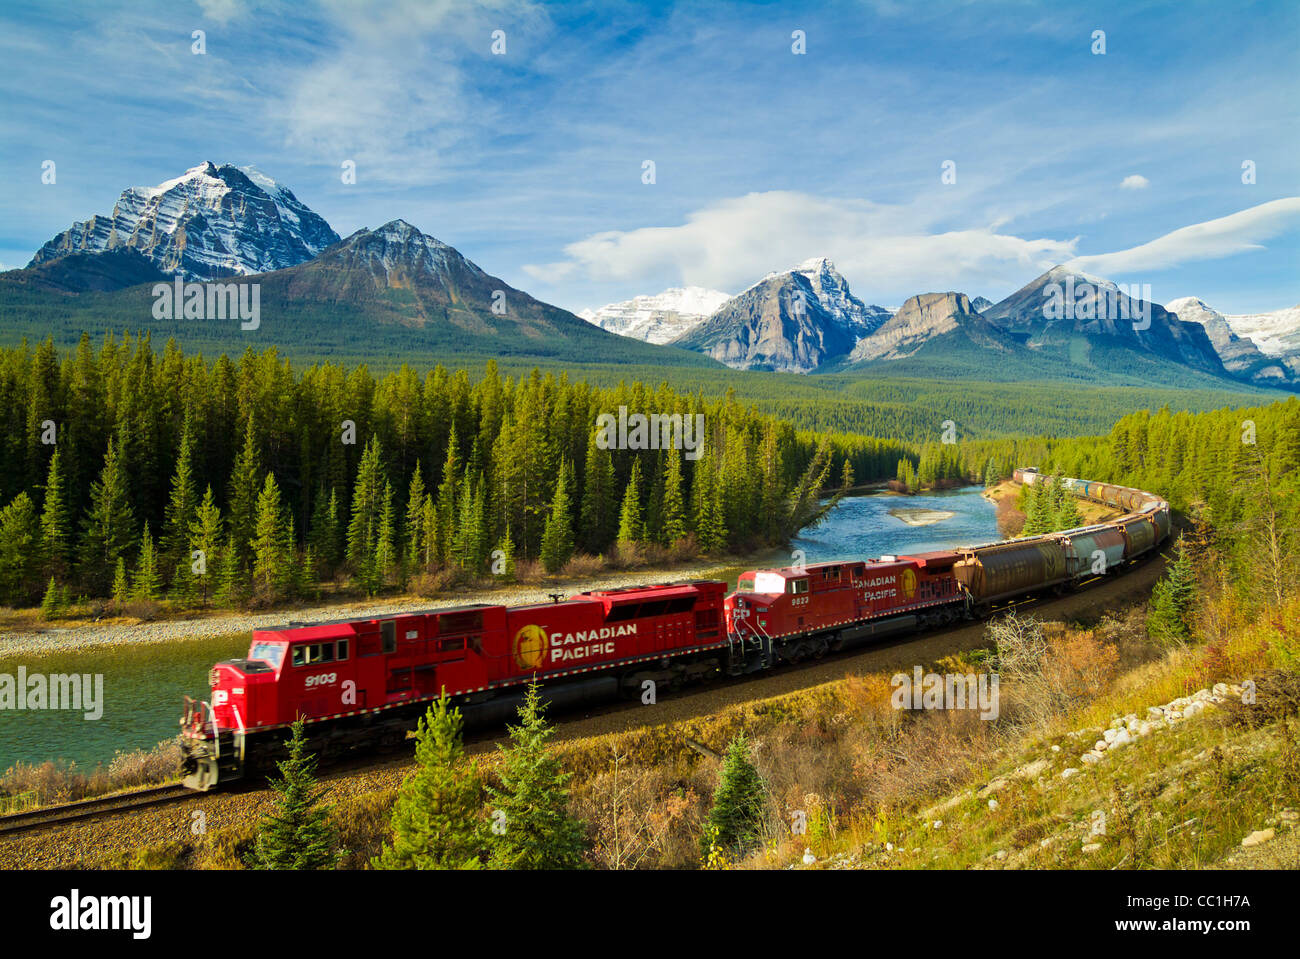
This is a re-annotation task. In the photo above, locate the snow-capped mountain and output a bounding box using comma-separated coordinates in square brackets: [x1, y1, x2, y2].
[970, 296, 994, 312]
[790, 257, 891, 339]
[672, 271, 858, 373]
[28, 161, 339, 280]
[1221, 305, 1300, 357]
[580, 287, 731, 344]
[1166, 297, 1299, 385]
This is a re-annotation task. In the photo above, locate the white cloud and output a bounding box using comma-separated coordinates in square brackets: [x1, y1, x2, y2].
[1067, 197, 1300, 275]
[1120, 174, 1150, 190]
[524, 190, 1078, 301]
[196, 0, 245, 24]
[276, 0, 547, 184]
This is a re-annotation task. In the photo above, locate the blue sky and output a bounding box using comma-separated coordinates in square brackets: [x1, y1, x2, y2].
[1, 0, 1297, 314]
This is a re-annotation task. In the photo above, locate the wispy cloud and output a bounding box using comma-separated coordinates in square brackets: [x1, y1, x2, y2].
[1120, 175, 1150, 190]
[525, 190, 1078, 301]
[1067, 198, 1300, 275]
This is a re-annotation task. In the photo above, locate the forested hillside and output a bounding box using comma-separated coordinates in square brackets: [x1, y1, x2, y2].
[0, 335, 911, 608]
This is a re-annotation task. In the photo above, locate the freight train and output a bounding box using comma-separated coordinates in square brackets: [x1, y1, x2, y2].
[179, 469, 1170, 789]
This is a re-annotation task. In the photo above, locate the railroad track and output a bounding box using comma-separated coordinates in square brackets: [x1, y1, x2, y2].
[0, 783, 193, 837]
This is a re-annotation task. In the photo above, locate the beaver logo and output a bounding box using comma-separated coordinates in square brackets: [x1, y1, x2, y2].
[512, 624, 548, 671]
[900, 568, 918, 599]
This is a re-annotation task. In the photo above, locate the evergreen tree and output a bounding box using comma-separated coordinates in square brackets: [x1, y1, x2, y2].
[659, 447, 688, 545]
[39, 448, 72, 580]
[80, 439, 135, 593]
[188, 486, 223, 607]
[693, 466, 727, 553]
[700, 731, 768, 858]
[111, 555, 129, 609]
[578, 443, 617, 553]
[494, 523, 517, 580]
[250, 718, 341, 870]
[374, 480, 398, 588]
[215, 533, 247, 608]
[486, 683, 588, 869]
[226, 414, 263, 569]
[539, 460, 575, 573]
[0, 493, 41, 604]
[1147, 537, 1196, 645]
[162, 417, 199, 574]
[39, 576, 62, 620]
[405, 463, 428, 572]
[252, 473, 294, 601]
[347, 435, 386, 573]
[616, 459, 644, 547]
[308, 486, 341, 571]
[131, 521, 161, 601]
[374, 696, 486, 870]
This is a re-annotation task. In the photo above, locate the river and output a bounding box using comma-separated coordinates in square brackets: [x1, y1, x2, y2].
[0, 486, 998, 772]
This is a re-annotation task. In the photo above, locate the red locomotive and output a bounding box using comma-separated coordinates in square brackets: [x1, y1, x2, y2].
[724, 553, 966, 666]
[181, 581, 728, 789]
[181, 469, 1171, 790]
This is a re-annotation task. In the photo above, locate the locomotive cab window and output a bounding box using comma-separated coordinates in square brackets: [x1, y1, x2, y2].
[381, 620, 397, 654]
[789, 579, 809, 595]
[292, 642, 338, 667]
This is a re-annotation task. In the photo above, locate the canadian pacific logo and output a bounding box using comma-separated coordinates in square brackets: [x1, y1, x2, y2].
[512, 625, 548, 671]
[513, 622, 638, 669]
[900, 568, 917, 599]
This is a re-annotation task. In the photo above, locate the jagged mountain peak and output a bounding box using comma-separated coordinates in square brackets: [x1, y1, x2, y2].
[28, 161, 339, 281]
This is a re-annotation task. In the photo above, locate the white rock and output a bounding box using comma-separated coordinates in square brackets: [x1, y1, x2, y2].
[1094, 740, 1109, 752]
[995, 850, 1007, 860]
[803, 848, 817, 864]
[1213, 683, 1228, 696]
[1051, 744, 1061, 752]
[933, 820, 943, 829]
[1082, 842, 1101, 853]
[1039, 837, 1053, 848]
[1061, 768, 1080, 779]
[886, 842, 894, 851]
[1147, 706, 1165, 719]
[1081, 752, 1102, 765]
[1279, 810, 1299, 823]
[988, 799, 1000, 811]
[1103, 728, 1120, 744]
[1112, 728, 1133, 747]
[1241, 829, 1275, 848]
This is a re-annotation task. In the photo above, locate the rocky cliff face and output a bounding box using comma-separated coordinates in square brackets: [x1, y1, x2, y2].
[29, 162, 339, 280]
[849, 292, 1012, 361]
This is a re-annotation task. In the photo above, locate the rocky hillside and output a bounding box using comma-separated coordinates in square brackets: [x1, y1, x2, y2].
[981, 266, 1226, 375]
[849, 291, 1020, 362]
